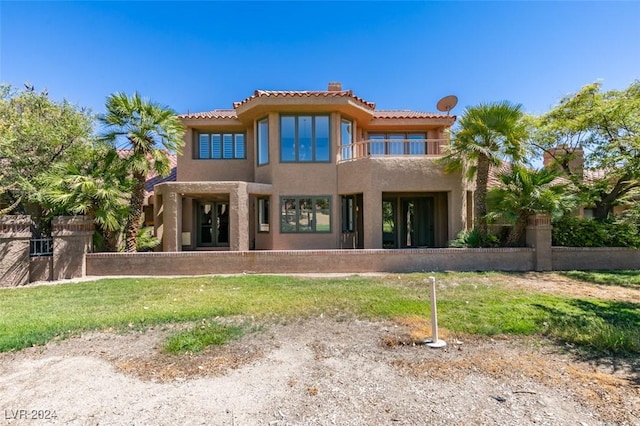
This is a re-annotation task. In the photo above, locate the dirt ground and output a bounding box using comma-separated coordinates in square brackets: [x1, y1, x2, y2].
[1, 273, 639, 425]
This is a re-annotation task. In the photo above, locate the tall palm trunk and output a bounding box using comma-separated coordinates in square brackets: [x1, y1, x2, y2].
[507, 213, 529, 246]
[103, 228, 119, 252]
[124, 171, 146, 252]
[474, 154, 491, 235]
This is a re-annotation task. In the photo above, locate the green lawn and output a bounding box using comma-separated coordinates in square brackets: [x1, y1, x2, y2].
[1, 272, 639, 356]
[561, 270, 640, 288]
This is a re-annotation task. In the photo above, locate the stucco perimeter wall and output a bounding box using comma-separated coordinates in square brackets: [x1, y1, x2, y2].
[0, 215, 31, 287]
[86, 248, 534, 276]
[552, 247, 640, 271]
[52, 216, 94, 281]
[30, 257, 53, 282]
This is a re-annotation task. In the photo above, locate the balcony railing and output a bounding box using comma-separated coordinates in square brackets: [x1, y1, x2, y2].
[30, 238, 53, 257]
[339, 138, 449, 162]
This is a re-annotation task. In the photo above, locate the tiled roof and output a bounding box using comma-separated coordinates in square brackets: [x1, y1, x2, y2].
[145, 166, 177, 194]
[487, 163, 514, 189]
[487, 162, 572, 189]
[180, 109, 237, 119]
[181, 89, 457, 121]
[232, 90, 376, 110]
[374, 110, 453, 119]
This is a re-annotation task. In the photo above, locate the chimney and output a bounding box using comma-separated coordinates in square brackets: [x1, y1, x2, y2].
[327, 82, 342, 92]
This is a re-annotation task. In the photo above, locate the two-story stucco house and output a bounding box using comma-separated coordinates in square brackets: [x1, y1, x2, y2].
[153, 83, 466, 251]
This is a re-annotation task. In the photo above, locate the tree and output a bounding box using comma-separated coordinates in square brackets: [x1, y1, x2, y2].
[99, 92, 184, 252]
[35, 142, 132, 251]
[531, 81, 640, 219]
[486, 165, 577, 246]
[440, 101, 530, 237]
[0, 84, 93, 226]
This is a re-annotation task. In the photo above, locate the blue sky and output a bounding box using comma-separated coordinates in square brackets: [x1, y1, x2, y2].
[1, 1, 639, 118]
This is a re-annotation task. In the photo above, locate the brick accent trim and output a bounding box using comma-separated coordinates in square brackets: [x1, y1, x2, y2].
[0, 215, 31, 238]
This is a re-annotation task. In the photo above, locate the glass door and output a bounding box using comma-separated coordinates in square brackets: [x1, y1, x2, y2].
[401, 197, 434, 247]
[216, 203, 229, 246]
[382, 200, 397, 248]
[197, 201, 229, 247]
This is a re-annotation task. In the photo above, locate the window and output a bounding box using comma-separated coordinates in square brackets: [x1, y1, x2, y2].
[258, 197, 270, 232]
[257, 118, 269, 165]
[341, 119, 353, 160]
[280, 196, 331, 233]
[368, 133, 426, 155]
[197, 133, 245, 159]
[370, 134, 385, 156]
[388, 133, 405, 155]
[280, 115, 330, 162]
[408, 134, 425, 155]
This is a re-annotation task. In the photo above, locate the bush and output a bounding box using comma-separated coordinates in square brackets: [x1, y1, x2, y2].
[552, 215, 640, 248]
[448, 228, 499, 248]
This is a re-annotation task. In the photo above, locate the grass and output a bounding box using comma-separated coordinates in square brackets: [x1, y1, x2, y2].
[1, 272, 639, 356]
[560, 270, 640, 288]
[164, 320, 247, 354]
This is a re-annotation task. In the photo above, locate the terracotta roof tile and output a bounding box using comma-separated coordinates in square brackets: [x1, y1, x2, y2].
[487, 162, 572, 189]
[181, 90, 457, 121]
[232, 90, 376, 109]
[374, 110, 454, 119]
[487, 163, 514, 189]
[180, 109, 237, 119]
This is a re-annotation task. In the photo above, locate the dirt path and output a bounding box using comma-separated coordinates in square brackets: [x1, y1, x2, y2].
[505, 272, 640, 304]
[1, 274, 639, 425]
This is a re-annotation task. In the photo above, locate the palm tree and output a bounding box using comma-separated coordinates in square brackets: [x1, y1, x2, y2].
[440, 101, 529, 237]
[36, 143, 132, 251]
[99, 92, 184, 252]
[486, 165, 577, 246]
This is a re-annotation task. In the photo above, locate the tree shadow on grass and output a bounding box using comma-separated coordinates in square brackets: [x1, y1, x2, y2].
[559, 270, 640, 289]
[534, 298, 640, 386]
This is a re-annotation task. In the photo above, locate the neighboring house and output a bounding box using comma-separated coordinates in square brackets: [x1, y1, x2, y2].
[542, 147, 633, 218]
[153, 83, 464, 251]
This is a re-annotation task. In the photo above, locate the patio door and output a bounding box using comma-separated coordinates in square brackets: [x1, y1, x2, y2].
[341, 194, 364, 249]
[401, 197, 434, 248]
[197, 201, 230, 247]
[382, 196, 435, 248]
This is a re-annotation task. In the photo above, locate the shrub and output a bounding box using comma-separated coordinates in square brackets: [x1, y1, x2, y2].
[552, 215, 640, 248]
[448, 228, 499, 248]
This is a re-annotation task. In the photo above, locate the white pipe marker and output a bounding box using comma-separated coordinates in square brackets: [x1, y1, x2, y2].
[426, 276, 446, 348]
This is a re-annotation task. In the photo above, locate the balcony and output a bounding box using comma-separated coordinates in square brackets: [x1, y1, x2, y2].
[338, 138, 449, 162]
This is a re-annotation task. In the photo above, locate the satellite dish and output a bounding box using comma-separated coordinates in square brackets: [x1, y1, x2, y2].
[436, 95, 458, 115]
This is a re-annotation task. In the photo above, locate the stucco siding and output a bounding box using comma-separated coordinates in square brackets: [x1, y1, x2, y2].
[172, 85, 461, 252]
[178, 127, 255, 182]
[338, 157, 465, 243]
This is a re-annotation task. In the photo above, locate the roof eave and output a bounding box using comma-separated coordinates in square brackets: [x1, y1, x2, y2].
[234, 96, 375, 122]
[179, 116, 244, 128]
[368, 116, 456, 129]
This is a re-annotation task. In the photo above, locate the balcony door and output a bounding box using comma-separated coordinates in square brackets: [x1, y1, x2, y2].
[197, 201, 230, 247]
